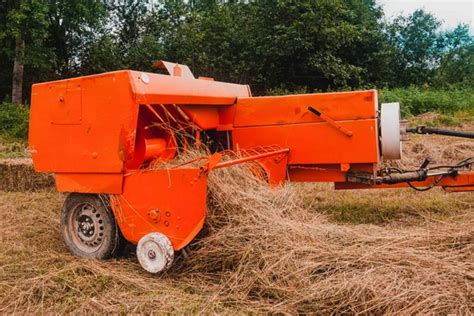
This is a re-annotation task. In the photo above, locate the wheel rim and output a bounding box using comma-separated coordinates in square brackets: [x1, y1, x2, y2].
[68, 202, 106, 253]
[137, 232, 174, 273]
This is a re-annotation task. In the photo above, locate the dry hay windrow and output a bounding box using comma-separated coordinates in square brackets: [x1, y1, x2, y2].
[393, 136, 474, 169]
[178, 165, 474, 314]
[0, 158, 54, 191]
[1, 163, 473, 314]
[393, 120, 474, 169]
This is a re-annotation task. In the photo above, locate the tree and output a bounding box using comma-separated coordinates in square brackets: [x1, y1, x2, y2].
[46, 0, 107, 77]
[0, 0, 106, 103]
[2, 0, 471, 103]
[386, 9, 442, 86]
[144, 0, 389, 92]
[238, 0, 389, 91]
[435, 25, 474, 87]
[1, 0, 49, 104]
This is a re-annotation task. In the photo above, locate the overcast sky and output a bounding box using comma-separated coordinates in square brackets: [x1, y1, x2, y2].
[377, 0, 473, 32]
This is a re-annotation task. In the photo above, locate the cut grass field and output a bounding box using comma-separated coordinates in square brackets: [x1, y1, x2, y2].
[0, 182, 472, 313]
[0, 119, 473, 313]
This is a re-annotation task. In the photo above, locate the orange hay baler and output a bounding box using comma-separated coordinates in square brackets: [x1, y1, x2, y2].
[29, 61, 473, 273]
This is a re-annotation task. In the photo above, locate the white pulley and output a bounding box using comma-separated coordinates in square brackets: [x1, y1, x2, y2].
[136, 232, 174, 273]
[380, 102, 402, 160]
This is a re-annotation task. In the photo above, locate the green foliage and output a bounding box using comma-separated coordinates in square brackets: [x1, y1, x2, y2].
[0, 0, 107, 100]
[434, 25, 474, 87]
[385, 9, 442, 86]
[47, 0, 107, 76]
[0, 0, 51, 101]
[80, 35, 125, 74]
[0, 141, 29, 158]
[0, 1, 473, 101]
[0, 0, 50, 59]
[384, 10, 474, 88]
[265, 86, 311, 96]
[0, 102, 29, 140]
[379, 87, 474, 117]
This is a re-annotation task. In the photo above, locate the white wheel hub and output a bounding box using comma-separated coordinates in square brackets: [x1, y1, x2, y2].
[380, 102, 402, 160]
[136, 232, 174, 273]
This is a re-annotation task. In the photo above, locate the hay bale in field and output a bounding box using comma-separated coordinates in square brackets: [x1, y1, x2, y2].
[0, 158, 54, 191]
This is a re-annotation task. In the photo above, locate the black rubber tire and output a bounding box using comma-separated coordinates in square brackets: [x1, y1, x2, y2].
[61, 193, 121, 259]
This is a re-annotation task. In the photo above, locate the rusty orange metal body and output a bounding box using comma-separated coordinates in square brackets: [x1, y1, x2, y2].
[29, 61, 473, 253]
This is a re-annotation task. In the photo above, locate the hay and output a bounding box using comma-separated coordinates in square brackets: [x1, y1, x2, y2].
[174, 164, 474, 314]
[0, 121, 473, 313]
[1, 168, 472, 313]
[397, 136, 473, 168]
[0, 158, 54, 191]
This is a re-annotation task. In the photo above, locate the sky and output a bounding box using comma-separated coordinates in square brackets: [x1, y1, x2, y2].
[377, 0, 474, 32]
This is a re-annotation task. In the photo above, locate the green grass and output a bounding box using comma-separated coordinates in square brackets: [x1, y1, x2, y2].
[379, 87, 474, 117]
[0, 139, 30, 158]
[318, 194, 467, 225]
[303, 186, 471, 225]
[0, 102, 29, 141]
[266, 86, 474, 119]
[0, 102, 30, 158]
[408, 111, 474, 128]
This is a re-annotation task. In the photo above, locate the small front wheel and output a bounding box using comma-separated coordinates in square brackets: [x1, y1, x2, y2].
[137, 232, 174, 273]
[61, 193, 121, 259]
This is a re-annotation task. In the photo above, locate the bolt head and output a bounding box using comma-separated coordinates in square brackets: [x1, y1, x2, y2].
[148, 250, 156, 259]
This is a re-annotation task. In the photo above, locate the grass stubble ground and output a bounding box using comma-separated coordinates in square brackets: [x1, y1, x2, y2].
[0, 120, 473, 314]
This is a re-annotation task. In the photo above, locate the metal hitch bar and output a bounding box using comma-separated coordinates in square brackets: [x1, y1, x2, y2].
[407, 126, 474, 139]
[346, 157, 472, 191]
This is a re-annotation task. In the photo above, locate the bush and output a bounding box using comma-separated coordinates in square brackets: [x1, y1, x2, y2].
[0, 103, 30, 140]
[379, 87, 474, 117]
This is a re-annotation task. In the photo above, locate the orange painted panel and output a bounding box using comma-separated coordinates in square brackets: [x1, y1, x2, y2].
[233, 119, 380, 165]
[444, 185, 474, 192]
[129, 70, 250, 105]
[51, 80, 82, 125]
[55, 173, 123, 194]
[288, 169, 346, 182]
[288, 163, 377, 183]
[29, 70, 139, 173]
[234, 90, 377, 127]
[111, 169, 208, 250]
[179, 104, 221, 130]
[29, 70, 251, 176]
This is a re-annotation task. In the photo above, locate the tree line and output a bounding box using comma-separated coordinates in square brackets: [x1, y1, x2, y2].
[0, 0, 472, 104]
